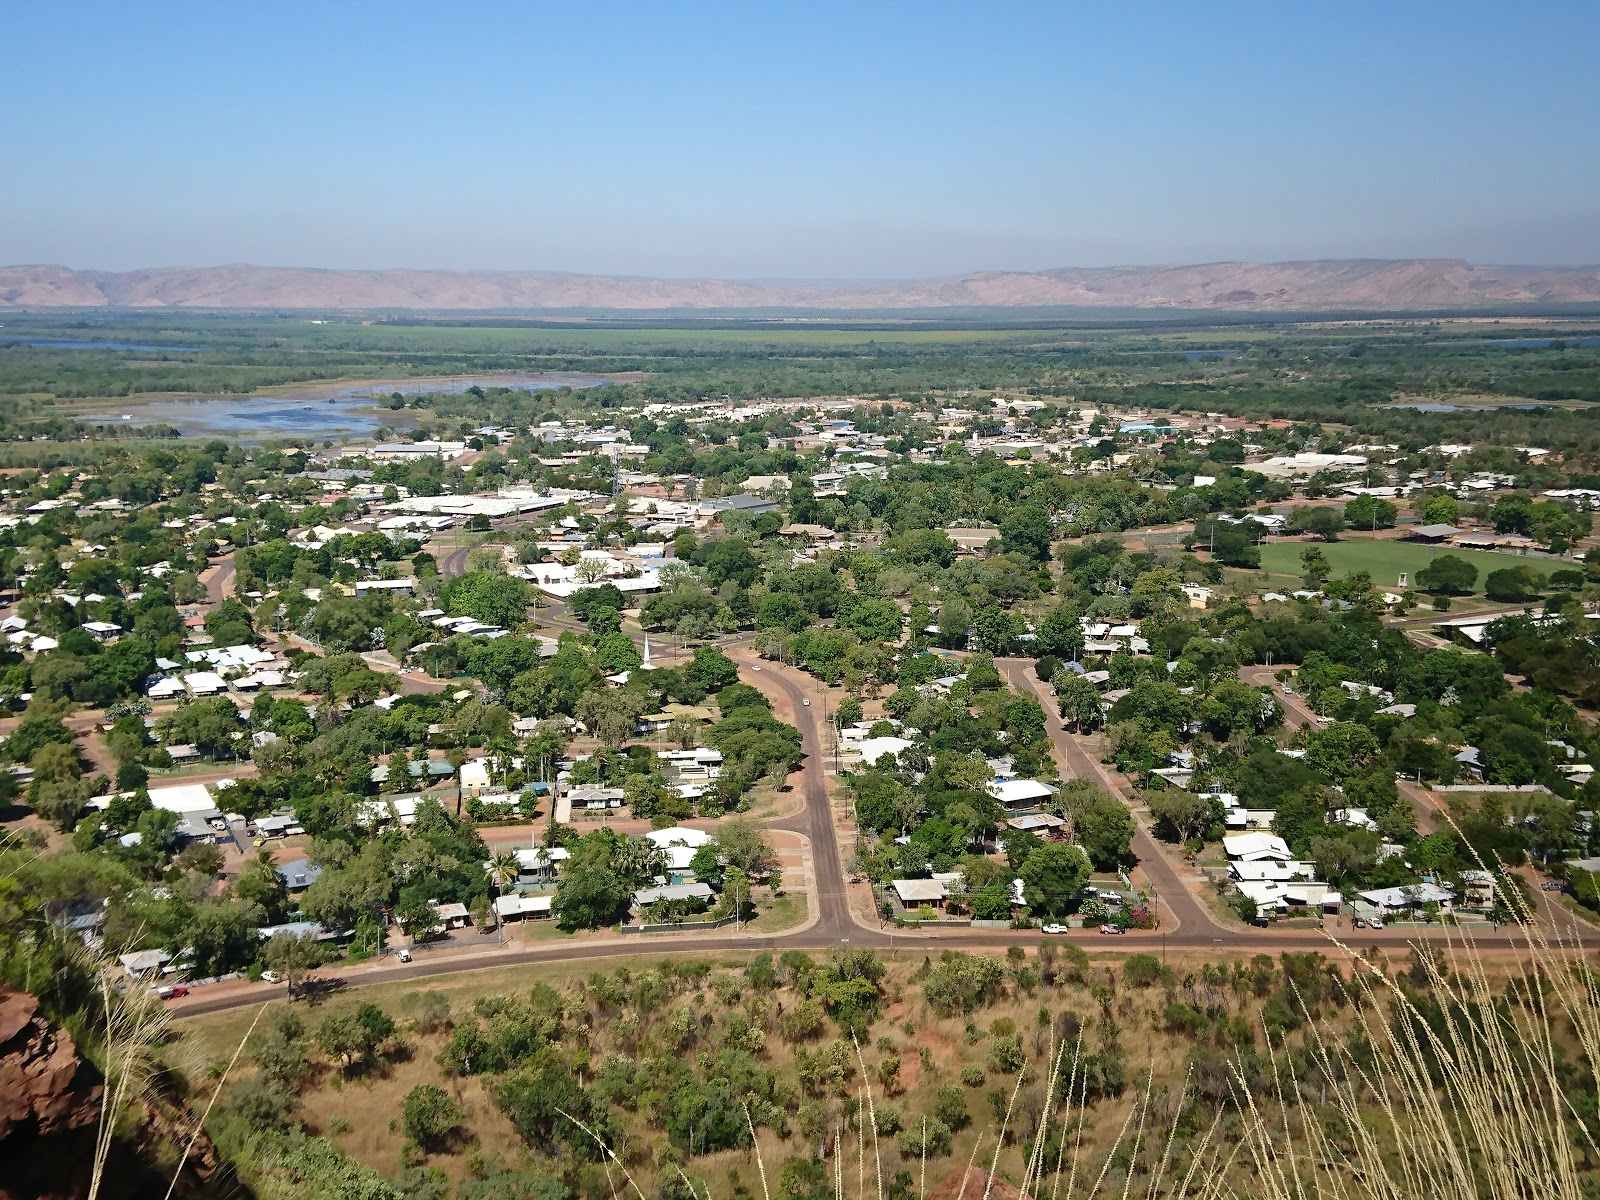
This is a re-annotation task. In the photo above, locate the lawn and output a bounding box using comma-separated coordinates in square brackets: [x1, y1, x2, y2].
[1254, 536, 1554, 594]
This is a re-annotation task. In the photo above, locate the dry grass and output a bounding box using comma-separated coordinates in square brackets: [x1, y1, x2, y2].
[175, 923, 1600, 1200]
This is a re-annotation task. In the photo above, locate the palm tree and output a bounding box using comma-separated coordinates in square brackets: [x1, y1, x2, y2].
[486, 850, 521, 891]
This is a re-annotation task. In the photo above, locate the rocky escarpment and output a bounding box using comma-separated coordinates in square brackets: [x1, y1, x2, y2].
[0, 984, 237, 1200]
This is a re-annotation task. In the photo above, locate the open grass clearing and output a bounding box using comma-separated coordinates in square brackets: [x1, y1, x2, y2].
[1254, 536, 1556, 594]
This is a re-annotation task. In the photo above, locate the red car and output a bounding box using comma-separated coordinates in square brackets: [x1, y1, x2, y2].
[153, 985, 190, 1000]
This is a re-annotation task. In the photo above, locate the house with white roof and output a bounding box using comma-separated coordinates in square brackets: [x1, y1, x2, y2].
[986, 779, 1058, 808]
[1223, 832, 1292, 861]
[850, 736, 914, 765]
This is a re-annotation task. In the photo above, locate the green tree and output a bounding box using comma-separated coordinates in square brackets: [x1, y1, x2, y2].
[262, 930, 326, 996]
[440, 572, 532, 628]
[1000, 503, 1054, 562]
[1300, 545, 1331, 588]
[1344, 495, 1398, 530]
[1421, 495, 1460, 526]
[1054, 672, 1102, 731]
[402, 1084, 465, 1153]
[1018, 843, 1091, 917]
[1416, 555, 1478, 595]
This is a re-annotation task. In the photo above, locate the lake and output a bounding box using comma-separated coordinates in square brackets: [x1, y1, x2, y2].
[84, 373, 613, 440]
[1385, 401, 1548, 413]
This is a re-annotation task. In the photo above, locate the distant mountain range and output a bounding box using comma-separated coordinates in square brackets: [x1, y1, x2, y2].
[3, 259, 1599, 312]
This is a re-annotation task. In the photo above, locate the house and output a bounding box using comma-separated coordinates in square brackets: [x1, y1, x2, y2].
[1459, 869, 1497, 907]
[507, 846, 569, 884]
[147, 675, 186, 700]
[851, 736, 915, 765]
[1223, 832, 1293, 861]
[567, 785, 624, 810]
[700, 494, 778, 520]
[459, 759, 492, 795]
[354, 578, 416, 596]
[891, 878, 951, 908]
[429, 901, 471, 929]
[118, 948, 173, 979]
[255, 814, 303, 839]
[494, 893, 554, 920]
[944, 527, 1000, 553]
[143, 783, 219, 815]
[986, 779, 1057, 808]
[1229, 860, 1319, 882]
[1235, 880, 1342, 914]
[1331, 808, 1379, 832]
[183, 671, 226, 697]
[633, 882, 715, 911]
[274, 859, 323, 892]
[81, 620, 122, 641]
[1006, 813, 1066, 834]
[1358, 883, 1455, 913]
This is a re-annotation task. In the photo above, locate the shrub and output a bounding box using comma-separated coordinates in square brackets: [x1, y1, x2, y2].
[960, 1064, 986, 1087]
[896, 1117, 952, 1158]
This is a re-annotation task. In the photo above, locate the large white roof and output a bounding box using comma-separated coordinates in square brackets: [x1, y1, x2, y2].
[1223, 832, 1292, 861]
[147, 783, 217, 814]
[645, 826, 712, 849]
[986, 779, 1057, 805]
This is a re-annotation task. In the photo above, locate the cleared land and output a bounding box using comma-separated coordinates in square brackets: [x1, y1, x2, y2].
[1255, 537, 1553, 593]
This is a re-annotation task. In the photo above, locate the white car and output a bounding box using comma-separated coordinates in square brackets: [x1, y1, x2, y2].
[261, 970, 282, 984]
[1041, 923, 1068, 934]
[802, 698, 811, 707]
[752, 665, 761, 671]
[397, 949, 412, 963]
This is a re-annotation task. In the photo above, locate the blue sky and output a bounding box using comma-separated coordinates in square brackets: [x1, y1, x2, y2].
[2, 1, 1597, 276]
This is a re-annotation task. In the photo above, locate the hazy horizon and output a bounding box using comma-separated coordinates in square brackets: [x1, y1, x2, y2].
[4, 1, 1598, 276]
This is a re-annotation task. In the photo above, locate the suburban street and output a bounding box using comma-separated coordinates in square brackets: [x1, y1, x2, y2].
[172, 622, 1588, 1022]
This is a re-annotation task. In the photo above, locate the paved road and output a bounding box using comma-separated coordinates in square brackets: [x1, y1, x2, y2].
[202, 554, 236, 607]
[171, 627, 1591, 1021]
[1238, 665, 1319, 730]
[997, 658, 1226, 939]
[728, 654, 854, 943]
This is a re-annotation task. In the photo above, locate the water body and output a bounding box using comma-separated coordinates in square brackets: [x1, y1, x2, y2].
[1385, 401, 1549, 413]
[86, 372, 612, 440]
[0, 336, 202, 352]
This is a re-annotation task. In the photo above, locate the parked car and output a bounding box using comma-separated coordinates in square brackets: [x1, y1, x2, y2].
[153, 985, 189, 1000]
[1099, 924, 1124, 935]
[397, 948, 412, 963]
[1041, 923, 1068, 934]
[261, 970, 282, 983]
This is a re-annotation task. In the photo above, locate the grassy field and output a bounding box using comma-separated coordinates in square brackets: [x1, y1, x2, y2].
[1255, 536, 1552, 593]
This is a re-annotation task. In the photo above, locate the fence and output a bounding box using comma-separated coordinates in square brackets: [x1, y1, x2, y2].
[620, 915, 738, 935]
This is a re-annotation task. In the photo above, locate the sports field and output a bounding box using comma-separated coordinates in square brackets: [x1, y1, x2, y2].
[1255, 536, 1552, 594]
